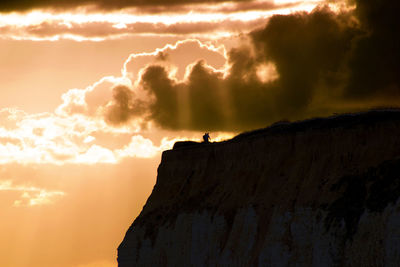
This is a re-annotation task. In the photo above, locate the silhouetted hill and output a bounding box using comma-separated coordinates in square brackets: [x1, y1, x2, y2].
[118, 109, 400, 266]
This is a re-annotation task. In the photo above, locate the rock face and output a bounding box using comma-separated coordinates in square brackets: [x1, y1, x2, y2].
[118, 110, 400, 266]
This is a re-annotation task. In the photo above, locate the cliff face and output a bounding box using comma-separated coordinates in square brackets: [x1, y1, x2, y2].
[118, 110, 400, 266]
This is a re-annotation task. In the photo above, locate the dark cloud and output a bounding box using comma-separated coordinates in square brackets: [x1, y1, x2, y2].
[105, 85, 145, 125]
[109, 0, 400, 131]
[132, 7, 354, 131]
[155, 51, 168, 61]
[138, 56, 275, 131]
[139, 61, 236, 130]
[252, 6, 358, 113]
[0, 0, 252, 12]
[140, 66, 181, 129]
[134, 1, 298, 14]
[345, 0, 400, 99]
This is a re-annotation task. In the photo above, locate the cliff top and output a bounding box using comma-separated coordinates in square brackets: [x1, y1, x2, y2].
[173, 108, 400, 150]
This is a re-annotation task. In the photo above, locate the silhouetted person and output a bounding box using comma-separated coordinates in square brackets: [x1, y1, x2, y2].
[203, 133, 210, 143]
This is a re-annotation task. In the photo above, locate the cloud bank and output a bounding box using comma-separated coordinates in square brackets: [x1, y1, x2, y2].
[0, 107, 168, 165]
[0, 1, 321, 41]
[59, 0, 398, 132]
[0, 18, 268, 40]
[0, 0, 273, 12]
[0, 180, 65, 207]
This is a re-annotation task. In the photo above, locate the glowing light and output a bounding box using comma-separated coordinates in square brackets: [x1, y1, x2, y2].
[84, 136, 95, 143]
[113, 22, 127, 29]
[0, 180, 66, 207]
[117, 135, 159, 158]
[0, 0, 327, 40]
[256, 63, 279, 83]
[75, 145, 117, 164]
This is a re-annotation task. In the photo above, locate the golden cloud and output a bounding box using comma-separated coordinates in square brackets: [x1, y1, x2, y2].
[0, 1, 324, 41]
[0, 180, 65, 207]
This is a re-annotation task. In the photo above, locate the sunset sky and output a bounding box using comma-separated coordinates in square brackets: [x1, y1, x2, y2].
[0, 0, 398, 266]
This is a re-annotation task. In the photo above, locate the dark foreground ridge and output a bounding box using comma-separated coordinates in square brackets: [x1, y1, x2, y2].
[119, 109, 400, 266]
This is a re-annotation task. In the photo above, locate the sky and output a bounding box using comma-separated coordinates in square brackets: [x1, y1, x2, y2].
[0, 0, 399, 266]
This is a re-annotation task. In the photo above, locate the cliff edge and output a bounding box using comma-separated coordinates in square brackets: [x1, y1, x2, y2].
[118, 109, 400, 266]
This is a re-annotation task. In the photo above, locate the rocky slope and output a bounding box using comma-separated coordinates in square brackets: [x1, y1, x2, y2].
[118, 109, 400, 266]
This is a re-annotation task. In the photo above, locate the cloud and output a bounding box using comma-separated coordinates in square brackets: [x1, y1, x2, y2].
[0, 0, 279, 12]
[101, 0, 400, 131]
[134, 0, 299, 14]
[0, 18, 269, 41]
[118, 7, 356, 131]
[105, 85, 146, 125]
[251, 6, 357, 113]
[141, 61, 231, 130]
[75, 145, 117, 164]
[116, 135, 159, 158]
[7, 0, 399, 138]
[123, 39, 226, 81]
[56, 76, 131, 118]
[0, 107, 167, 164]
[0, 180, 65, 207]
[344, 0, 400, 99]
[0, 1, 321, 41]
[58, 39, 227, 127]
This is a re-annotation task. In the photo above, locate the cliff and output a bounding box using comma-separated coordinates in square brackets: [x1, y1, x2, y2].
[118, 109, 400, 266]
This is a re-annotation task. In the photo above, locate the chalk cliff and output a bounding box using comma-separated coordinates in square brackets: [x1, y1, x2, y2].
[118, 110, 400, 266]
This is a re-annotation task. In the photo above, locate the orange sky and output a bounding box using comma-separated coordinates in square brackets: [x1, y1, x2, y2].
[0, 0, 353, 266]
